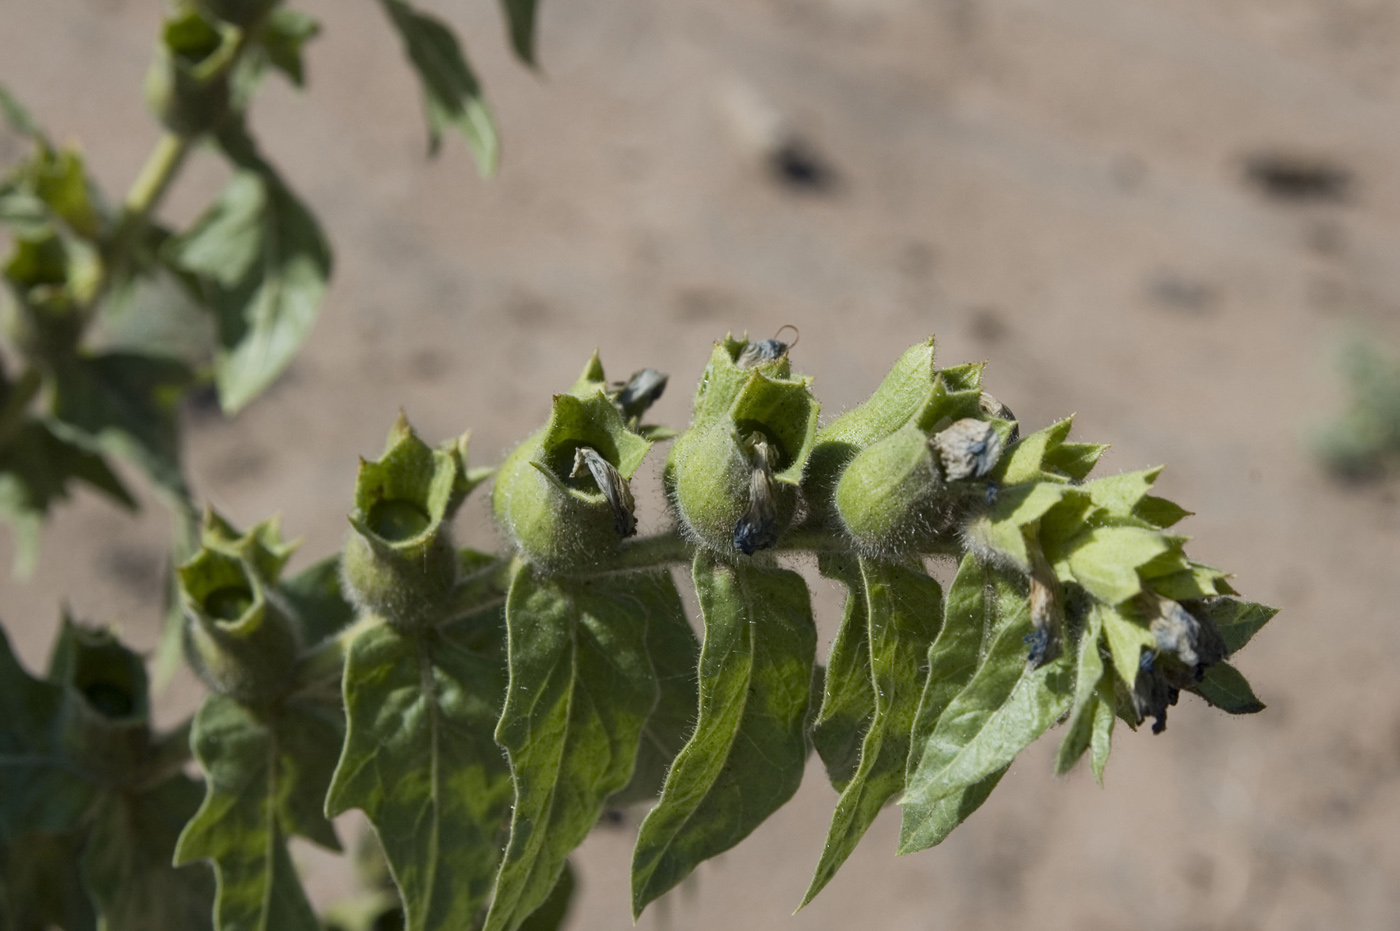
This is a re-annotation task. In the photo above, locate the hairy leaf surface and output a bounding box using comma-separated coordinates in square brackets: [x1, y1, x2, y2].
[1054, 605, 1105, 776]
[611, 572, 699, 807]
[0, 626, 94, 838]
[379, 0, 499, 174]
[810, 555, 874, 791]
[82, 775, 214, 931]
[327, 619, 511, 931]
[176, 694, 342, 931]
[896, 554, 1030, 851]
[803, 559, 941, 907]
[1191, 663, 1266, 715]
[170, 167, 330, 414]
[631, 553, 816, 917]
[486, 569, 658, 931]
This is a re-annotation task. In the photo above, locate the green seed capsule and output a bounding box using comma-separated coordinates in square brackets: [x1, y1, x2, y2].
[341, 414, 482, 628]
[667, 335, 819, 555]
[178, 547, 299, 703]
[493, 356, 652, 571]
[144, 12, 232, 137]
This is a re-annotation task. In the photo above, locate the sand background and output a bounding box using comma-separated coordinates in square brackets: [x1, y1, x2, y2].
[3, 0, 1400, 927]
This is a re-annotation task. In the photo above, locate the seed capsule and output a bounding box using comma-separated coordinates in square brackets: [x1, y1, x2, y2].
[572, 446, 638, 538]
[733, 433, 780, 555]
[930, 418, 1003, 481]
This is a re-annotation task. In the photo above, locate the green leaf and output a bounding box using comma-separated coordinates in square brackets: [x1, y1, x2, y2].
[486, 568, 659, 931]
[279, 555, 356, 645]
[1099, 604, 1155, 690]
[1089, 681, 1115, 785]
[0, 82, 45, 142]
[262, 8, 319, 86]
[1196, 598, 1277, 654]
[0, 419, 135, 575]
[901, 587, 1075, 848]
[81, 775, 215, 931]
[610, 572, 700, 807]
[802, 559, 941, 908]
[517, 861, 574, 931]
[1191, 663, 1265, 715]
[49, 352, 192, 501]
[168, 167, 330, 414]
[995, 418, 1074, 485]
[973, 482, 1069, 568]
[1134, 494, 1191, 529]
[1081, 468, 1162, 516]
[1043, 441, 1107, 481]
[1065, 526, 1171, 604]
[1053, 606, 1105, 776]
[378, 0, 499, 175]
[0, 626, 95, 839]
[327, 619, 511, 931]
[175, 694, 343, 931]
[498, 0, 539, 65]
[0, 830, 96, 931]
[630, 553, 816, 917]
[809, 555, 874, 791]
[899, 555, 1013, 857]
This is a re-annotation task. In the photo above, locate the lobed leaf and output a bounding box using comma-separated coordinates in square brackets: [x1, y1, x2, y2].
[517, 861, 574, 931]
[902, 592, 1075, 842]
[261, 8, 320, 87]
[379, 0, 499, 175]
[1099, 603, 1156, 690]
[631, 553, 817, 917]
[327, 618, 511, 931]
[498, 0, 539, 66]
[81, 775, 215, 931]
[1064, 526, 1171, 604]
[900, 556, 1043, 855]
[486, 568, 659, 931]
[48, 352, 192, 502]
[0, 419, 135, 576]
[169, 165, 331, 415]
[1053, 605, 1105, 776]
[610, 572, 700, 807]
[1089, 682, 1115, 785]
[810, 555, 874, 791]
[0, 626, 96, 839]
[1195, 598, 1277, 654]
[1191, 663, 1266, 715]
[175, 694, 343, 931]
[0, 830, 96, 931]
[802, 559, 942, 907]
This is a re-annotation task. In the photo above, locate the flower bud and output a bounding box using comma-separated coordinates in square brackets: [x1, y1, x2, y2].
[666, 336, 819, 555]
[341, 414, 482, 627]
[145, 12, 232, 137]
[178, 545, 299, 703]
[493, 356, 651, 571]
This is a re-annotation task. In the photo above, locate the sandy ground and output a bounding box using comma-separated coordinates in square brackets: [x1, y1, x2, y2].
[4, 0, 1400, 928]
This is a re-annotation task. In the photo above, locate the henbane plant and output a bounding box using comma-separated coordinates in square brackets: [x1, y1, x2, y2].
[0, 3, 1277, 929]
[1, 332, 1275, 931]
